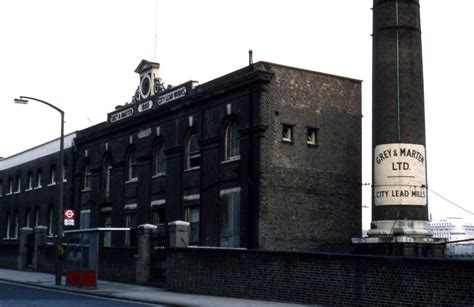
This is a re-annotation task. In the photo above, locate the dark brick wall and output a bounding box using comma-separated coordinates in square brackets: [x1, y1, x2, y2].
[257, 63, 362, 251]
[0, 243, 18, 269]
[73, 65, 270, 249]
[2, 61, 362, 255]
[36, 244, 56, 274]
[166, 247, 474, 306]
[98, 247, 136, 282]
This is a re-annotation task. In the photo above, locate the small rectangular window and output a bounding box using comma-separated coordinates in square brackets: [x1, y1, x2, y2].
[152, 207, 165, 225]
[307, 128, 318, 145]
[282, 124, 293, 142]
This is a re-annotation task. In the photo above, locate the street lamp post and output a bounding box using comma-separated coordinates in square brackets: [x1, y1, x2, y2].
[14, 96, 65, 286]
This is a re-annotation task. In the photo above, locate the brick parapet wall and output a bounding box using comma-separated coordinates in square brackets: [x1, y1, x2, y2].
[166, 247, 474, 305]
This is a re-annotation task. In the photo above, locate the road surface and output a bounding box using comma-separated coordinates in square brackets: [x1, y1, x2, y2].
[0, 280, 163, 306]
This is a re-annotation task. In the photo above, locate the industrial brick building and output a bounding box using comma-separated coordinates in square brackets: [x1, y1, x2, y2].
[1, 60, 362, 252]
[0, 134, 76, 240]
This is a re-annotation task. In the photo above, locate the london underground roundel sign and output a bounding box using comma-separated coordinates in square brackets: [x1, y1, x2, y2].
[64, 209, 75, 226]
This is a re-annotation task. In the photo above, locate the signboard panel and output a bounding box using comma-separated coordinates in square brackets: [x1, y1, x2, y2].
[157, 86, 187, 105]
[64, 209, 75, 226]
[373, 143, 427, 206]
[109, 107, 134, 123]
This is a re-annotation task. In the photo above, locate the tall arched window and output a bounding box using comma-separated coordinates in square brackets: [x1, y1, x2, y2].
[186, 133, 200, 169]
[102, 155, 113, 200]
[126, 148, 138, 182]
[224, 121, 240, 161]
[82, 161, 91, 191]
[153, 143, 166, 176]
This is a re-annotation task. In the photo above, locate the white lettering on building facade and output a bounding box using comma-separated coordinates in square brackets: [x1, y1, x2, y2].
[157, 87, 187, 106]
[373, 143, 427, 206]
[138, 100, 153, 113]
[109, 107, 134, 123]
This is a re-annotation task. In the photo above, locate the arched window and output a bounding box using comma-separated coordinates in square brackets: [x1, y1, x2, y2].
[102, 155, 112, 200]
[153, 143, 166, 176]
[186, 133, 200, 169]
[224, 121, 240, 161]
[126, 148, 138, 182]
[82, 161, 91, 191]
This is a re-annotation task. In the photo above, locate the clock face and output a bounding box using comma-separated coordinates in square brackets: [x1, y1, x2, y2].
[140, 75, 151, 99]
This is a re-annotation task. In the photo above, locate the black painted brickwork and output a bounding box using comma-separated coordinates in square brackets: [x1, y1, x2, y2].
[0, 243, 18, 269]
[258, 63, 362, 251]
[98, 247, 137, 282]
[0, 147, 75, 237]
[2, 61, 362, 253]
[166, 248, 474, 306]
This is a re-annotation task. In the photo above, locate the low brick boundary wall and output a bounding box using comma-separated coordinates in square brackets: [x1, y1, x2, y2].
[0, 242, 19, 269]
[98, 247, 137, 282]
[166, 248, 474, 305]
[36, 244, 56, 273]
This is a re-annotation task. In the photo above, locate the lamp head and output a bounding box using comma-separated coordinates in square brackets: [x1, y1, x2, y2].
[14, 98, 29, 104]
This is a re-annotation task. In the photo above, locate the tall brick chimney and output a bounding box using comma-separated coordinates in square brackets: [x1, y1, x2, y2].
[353, 0, 440, 255]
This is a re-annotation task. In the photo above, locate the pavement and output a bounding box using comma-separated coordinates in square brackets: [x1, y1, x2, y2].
[0, 268, 305, 306]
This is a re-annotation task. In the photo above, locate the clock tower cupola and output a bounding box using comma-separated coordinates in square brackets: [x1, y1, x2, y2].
[134, 59, 163, 101]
